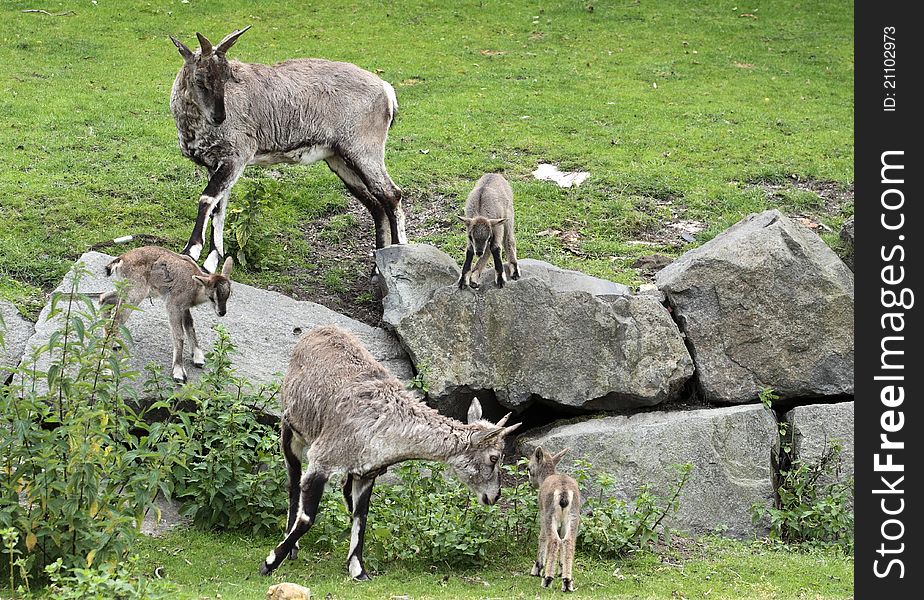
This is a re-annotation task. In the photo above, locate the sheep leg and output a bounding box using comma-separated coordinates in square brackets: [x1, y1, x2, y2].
[347, 153, 405, 246]
[468, 251, 491, 289]
[346, 475, 376, 580]
[281, 421, 303, 560]
[260, 470, 328, 575]
[326, 156, 390, 249]
[341, 473, 354, 513]
[531, 527, 547, 576]
[542, 535, 560, 588]
[167, 309, 187, 383]
[183, 309, 205, 367]
[202, 160, 248, 274]
[503, 222, 520, 280]
[458, 247, 475, 289]
[182, 160, 244, 271]
[491, 244, 506, 288]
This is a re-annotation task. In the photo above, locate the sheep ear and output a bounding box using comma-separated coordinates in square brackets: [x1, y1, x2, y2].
[488, 217, 507, 227]
[196, 32, 214, 56]
[170, 36, 195, 63]
[217, 25, 251, 55]
[534, 446, 544, 460]
[221, 256, 234, 278]
[552, 448, 569, 465]
[467, 397, 483, 424]
[192, 275, 209, 287]
[457, 215, 473, 225]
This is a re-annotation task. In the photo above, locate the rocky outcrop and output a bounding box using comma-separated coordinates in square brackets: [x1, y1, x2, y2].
[20, 252, 414, 415]
[375, 245, 692, 415]
[1, 301, 34, 382]
[656, 210, 854, 405]
[518, 405, 779, 537]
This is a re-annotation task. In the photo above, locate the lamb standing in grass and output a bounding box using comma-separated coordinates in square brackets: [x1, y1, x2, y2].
[458, 173, 520, 289]
[259, 325, 520, 580]
[99, 246, 233, 383]
[529, 446, 582, 592]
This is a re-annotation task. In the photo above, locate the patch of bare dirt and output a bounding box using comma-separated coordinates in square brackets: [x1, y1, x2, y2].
[750, 175, 854, 215]
[292, 202, 381, 326]
[290, 188, 460, 326]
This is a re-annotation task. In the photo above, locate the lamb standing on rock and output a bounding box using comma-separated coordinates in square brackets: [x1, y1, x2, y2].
[529, 446, 582, 592]
[99, 246, 233, 383]
[260, 325, 520, 580]
[458, 173, 520, 289]
[169, 27, 405, 274]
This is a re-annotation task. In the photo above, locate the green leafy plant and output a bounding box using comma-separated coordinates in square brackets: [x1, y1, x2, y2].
[759, 387, 780, 409]
[44, 555, 165, 600]
[225, 180, 273, 269]
[574, 460, 692, 557]
[0, 267, 188, 588]
[167, 326, 287, 536]
[752, 441, 854, 552]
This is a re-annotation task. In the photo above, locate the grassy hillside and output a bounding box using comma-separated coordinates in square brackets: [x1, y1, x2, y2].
[0, 0, 852, 321]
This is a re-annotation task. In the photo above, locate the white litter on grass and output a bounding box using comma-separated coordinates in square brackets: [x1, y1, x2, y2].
[532, 163, 590, 188]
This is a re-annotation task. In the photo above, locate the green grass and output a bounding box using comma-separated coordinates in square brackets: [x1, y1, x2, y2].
[130, 528, 852, 599]
[0, 0, 853, 318]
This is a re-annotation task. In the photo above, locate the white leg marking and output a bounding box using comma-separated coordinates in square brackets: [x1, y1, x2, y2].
[298, 513, 312, 525]
[212, 207, 227, 256]
[349, 555, 364, 578]
[203, 251, 219, 275]
[348, 518, 361, 555]
[265, 551, 276, 565]
[187, 242, 203, 261]
[396, 208, 408, 244]
[193, 347, 205, 366]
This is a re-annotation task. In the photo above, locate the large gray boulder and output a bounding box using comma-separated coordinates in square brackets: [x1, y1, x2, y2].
[656, 210, 854, 404]
[785, 402, 854, 488]
[20, 252, 414, 415]
[375, 245, 693, 415]
[1, 301, 34, 382]
[518, 405, 779, 538]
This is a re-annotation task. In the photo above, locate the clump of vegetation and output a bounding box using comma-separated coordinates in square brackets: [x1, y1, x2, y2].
[165, 328, 287, 536]
[0, 267, 184, 595]
[752, 387, 854, 552]
[752, 442, 854, 552]
[575, 460, 692, 557]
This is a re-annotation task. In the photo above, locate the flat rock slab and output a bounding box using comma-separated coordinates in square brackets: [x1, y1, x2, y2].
[785, 402, 854, 489]
[376, 245, 691, 414]
[656, 210, 854, 404]
[21, 252, 414, 415]
[518, 405, 779, 538]
[1, 301, 34, 382]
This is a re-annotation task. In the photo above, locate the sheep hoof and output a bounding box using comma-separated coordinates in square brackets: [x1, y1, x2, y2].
[469, 280, 481, 290]
[288, 547, 298, 560]
[353, 570, 371, 581]
[530, 561, 543, 577]
[259, 562, 272, 576]
[562, 578, 574, 592]
[542, 576, 553, 588]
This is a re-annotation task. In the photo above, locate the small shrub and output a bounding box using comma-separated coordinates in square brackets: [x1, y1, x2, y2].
[575, 460, 692, 557]
[0, 268, 188, 587]
[752, 441, 854, 551]
[225, 180, 273, 269]
[167, 326, 287, 536]
[44, 555, 165, 600]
